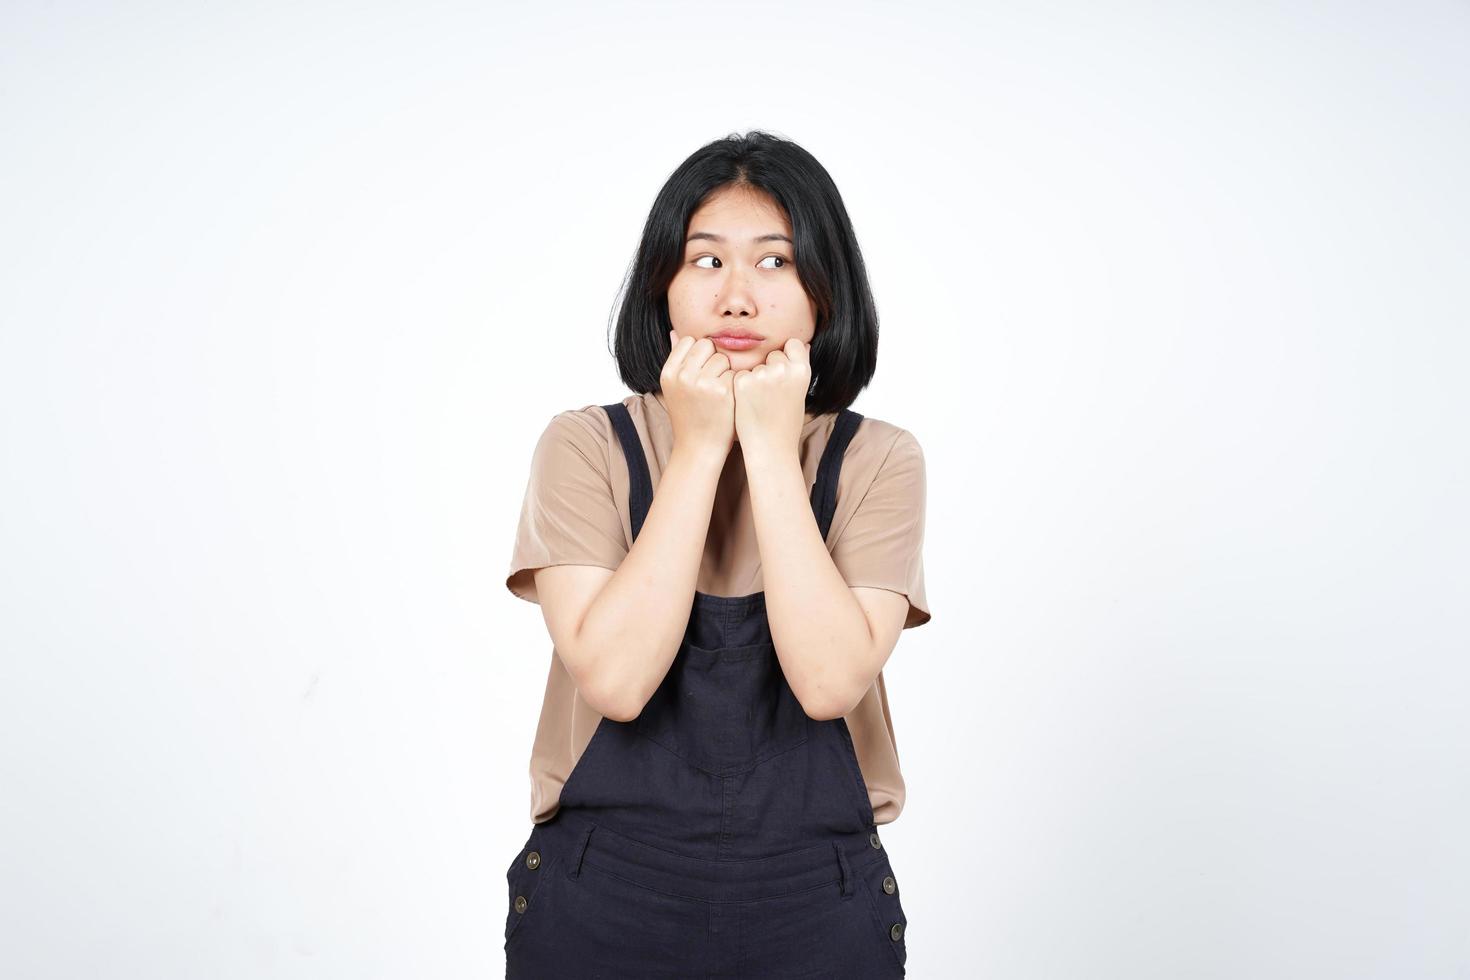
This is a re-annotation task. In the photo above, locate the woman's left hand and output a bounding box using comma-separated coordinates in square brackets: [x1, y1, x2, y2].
[733, 338, 811, 462]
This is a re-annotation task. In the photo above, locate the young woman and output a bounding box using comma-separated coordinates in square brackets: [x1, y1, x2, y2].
[502, 130, 931, 978]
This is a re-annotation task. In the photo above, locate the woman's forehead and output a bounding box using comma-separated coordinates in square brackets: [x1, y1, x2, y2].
[690, 185, 790, 231]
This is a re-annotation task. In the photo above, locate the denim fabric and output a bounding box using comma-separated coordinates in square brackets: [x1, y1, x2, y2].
[504, 403, 908, 978]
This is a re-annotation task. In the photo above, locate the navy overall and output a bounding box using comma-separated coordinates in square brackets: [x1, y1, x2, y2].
[504, 403, 909, 979]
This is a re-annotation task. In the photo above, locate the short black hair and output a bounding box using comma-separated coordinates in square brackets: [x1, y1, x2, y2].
[609, 130, 880, 416]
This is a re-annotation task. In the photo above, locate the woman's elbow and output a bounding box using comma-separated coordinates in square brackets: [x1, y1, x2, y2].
[796, 678, 863, 722]
[573, 660, 647, 723]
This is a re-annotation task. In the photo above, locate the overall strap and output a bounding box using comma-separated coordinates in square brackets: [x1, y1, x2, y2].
[603, 402, 654, 543]
[602, 401, 865, 546]
[810, 409, 864, 542]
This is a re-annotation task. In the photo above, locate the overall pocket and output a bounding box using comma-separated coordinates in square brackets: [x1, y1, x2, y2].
[855, 853, 908, 974]
[503, 844, 562, 950]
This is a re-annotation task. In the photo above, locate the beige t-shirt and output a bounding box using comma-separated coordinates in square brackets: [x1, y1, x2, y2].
[506, 391, 930, 827]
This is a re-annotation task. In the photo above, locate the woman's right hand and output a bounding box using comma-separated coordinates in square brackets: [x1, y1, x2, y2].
[660, 329, 735, 460]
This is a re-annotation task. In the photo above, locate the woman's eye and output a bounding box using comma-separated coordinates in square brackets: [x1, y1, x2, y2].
[690, 254, 793, 270]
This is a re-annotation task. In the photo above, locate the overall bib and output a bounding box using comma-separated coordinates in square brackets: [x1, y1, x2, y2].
[504, 403, 909, 979]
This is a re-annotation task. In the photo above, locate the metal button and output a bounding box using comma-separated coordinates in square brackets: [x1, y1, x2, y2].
[890, 921, 904, 941]
[869, 832, 882, 849]
[883, 875, 897, 894]
[514, 895, 528, 914]
[525, 850, 541, 870]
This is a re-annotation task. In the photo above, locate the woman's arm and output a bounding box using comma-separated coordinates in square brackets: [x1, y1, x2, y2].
[532, 440, 727, 722]
[744, 447, 910, 721]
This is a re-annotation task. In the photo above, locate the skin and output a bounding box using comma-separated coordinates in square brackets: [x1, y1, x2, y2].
[532, 184, 909, 723]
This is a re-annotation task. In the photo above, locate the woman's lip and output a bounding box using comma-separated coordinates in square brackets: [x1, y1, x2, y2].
[711, 334, 763, 350]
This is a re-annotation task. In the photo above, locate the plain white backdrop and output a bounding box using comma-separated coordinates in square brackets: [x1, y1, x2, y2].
[2, 1, 1467, 977]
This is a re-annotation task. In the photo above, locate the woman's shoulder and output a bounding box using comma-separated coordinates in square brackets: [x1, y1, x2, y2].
[520, 401, 624, 482]
[528, 394, 662, 465]
[551, 392, 670, 439]
[842, 409, 924, 465]
[538, 394, 642, 438]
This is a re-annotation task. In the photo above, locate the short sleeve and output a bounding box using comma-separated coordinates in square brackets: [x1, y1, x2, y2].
[830, 428, 931, 629]
[505, 410, 629, 605]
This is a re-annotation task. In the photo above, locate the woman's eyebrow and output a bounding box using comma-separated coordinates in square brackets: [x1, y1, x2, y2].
[686, 231, 794, 245]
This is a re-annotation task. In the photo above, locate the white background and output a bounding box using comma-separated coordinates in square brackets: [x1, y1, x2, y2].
[2, 1, 1467, 977]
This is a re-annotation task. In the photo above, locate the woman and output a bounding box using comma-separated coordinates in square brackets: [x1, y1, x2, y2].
[503, 130, 930, 978]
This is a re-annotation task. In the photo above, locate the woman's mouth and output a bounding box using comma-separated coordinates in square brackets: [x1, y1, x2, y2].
[711, 334, 763, 351]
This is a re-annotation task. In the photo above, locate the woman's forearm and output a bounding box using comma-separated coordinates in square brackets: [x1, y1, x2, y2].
[573, 443, 726, 721]
[744, 446, 874, 721]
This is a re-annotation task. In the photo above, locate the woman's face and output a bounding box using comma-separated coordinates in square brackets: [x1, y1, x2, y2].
[666, 184, 818, 371]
